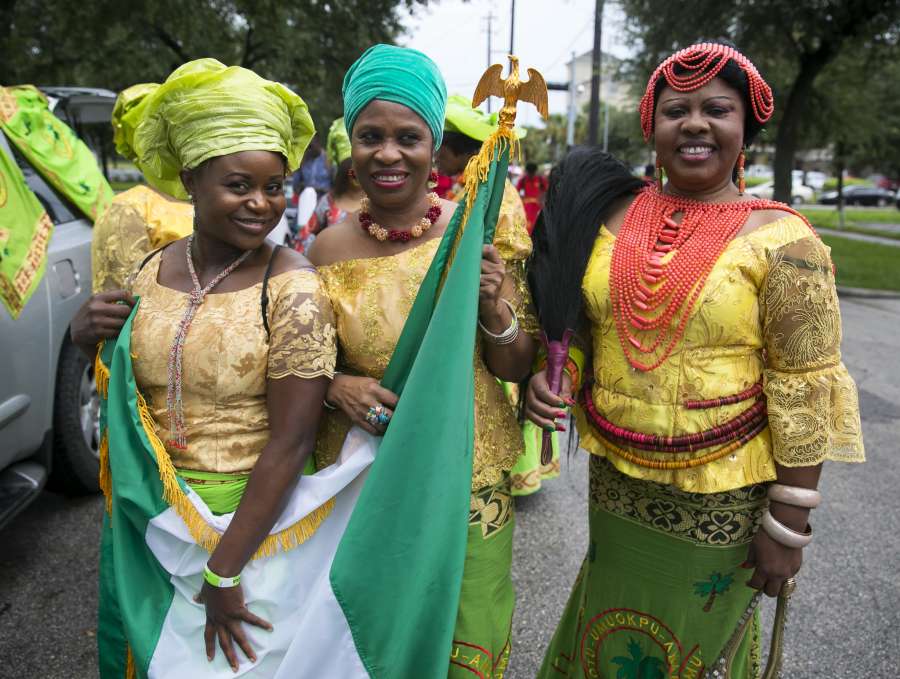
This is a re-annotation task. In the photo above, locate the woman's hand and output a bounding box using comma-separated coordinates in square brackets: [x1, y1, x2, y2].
[478, 245, 507, 324]
[326, 374, 399, 435]
[70, 290, 135, 357]
[524, 367, 574, 432]
[745, 499, 809, 597]
[196, 582, 272, 672]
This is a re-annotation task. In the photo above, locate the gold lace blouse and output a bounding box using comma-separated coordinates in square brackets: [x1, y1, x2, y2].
[315, 209, 538, 491]
[130, 254, 337, 474]
[91, 185, 193, 292]
[575, 215, 864, 494]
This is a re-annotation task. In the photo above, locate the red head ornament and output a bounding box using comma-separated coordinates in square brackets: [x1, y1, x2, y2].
[639, 42, 774, 142]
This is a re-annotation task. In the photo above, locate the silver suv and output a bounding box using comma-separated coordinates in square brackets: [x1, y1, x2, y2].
[0, 87, 115, 529]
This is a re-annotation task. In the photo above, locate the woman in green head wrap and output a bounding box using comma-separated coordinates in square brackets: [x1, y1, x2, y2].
[307, 44, 539, 677]
[292, 117, 363, 254]
[72, 59, 340, 676]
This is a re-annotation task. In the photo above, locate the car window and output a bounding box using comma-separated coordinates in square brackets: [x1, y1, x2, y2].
[1, 132, 80, 225]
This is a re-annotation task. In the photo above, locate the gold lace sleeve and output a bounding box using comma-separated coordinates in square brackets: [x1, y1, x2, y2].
[761, 235, 864, 467]
[91, 202, 151, 293]
[267, 270, 337, 380]
[492, 180, 539, 338]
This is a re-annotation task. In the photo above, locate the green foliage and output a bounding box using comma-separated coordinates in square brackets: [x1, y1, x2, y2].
[618, 0, 900, 200]
[1, 0, 429, 133]
[821, 235, 900, 291]
[520, 104, 648, 168]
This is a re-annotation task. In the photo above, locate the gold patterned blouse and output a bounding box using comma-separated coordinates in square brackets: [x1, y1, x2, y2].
[574, 215, 864, 494]
[315, 206, 538, 491]
[91, 184, 193, 293]
[130, 254, 337, 474]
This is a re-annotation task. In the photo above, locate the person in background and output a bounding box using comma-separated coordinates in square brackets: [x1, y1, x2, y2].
[292, 117, 363, 254]
[515, 161, 547, 234]
[292, 135, 331, 199]
[91, 84, 193, 293]
[437, 95, 559, 497]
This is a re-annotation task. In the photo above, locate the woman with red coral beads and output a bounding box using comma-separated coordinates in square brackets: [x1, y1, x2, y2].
[525, 42, 864, 677]
[307, 44, 538, 676]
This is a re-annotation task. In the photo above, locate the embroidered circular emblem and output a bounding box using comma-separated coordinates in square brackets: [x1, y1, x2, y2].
[580, 608, 704, 678]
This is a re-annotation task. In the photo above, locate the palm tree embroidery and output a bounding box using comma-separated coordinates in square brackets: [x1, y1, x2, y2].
[611, 638, 667, 679]
[694, 571, 735, 612]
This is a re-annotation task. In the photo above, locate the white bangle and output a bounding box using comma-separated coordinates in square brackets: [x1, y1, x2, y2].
[761, 510, 813, 549]
[768, 483, 822, 509]
[478, 298, 519, 345]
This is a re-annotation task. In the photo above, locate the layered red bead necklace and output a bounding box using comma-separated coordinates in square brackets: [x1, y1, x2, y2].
[609, 186, 805, 372]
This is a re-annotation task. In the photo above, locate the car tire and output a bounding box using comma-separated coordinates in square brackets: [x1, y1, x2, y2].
[49, 340, 101, 494]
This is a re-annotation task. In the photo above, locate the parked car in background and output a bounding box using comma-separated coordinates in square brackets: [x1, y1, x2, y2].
[793, 170, 827, 191]
[745, 179, 815, 205]
[819, 184, 896, 207]
[0, 87, 114, 530]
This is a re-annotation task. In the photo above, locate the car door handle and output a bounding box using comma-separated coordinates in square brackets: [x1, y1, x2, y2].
[0, 394, 30, 429]
[53, 259, 80, 299]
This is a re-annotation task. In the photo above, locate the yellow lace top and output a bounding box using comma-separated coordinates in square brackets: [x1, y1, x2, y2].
[130, 254, 337, 474]
[575, 215, 864, 494]
[91, 184, 193, 292]
[315, 207, 537, 490]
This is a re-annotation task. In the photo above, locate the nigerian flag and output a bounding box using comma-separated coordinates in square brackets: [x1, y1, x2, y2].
[97, 130, 514, 678]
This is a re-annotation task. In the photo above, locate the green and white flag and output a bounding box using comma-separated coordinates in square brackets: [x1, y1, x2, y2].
[97, 131, 513, 678]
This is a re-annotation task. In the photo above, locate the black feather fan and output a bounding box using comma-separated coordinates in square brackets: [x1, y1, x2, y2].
[527, 147, 645, 461]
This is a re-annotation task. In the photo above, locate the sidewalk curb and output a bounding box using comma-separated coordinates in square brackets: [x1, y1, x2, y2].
[837, 286, 900, 300]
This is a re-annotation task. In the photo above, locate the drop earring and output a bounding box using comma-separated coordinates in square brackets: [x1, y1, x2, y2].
[428, 169, 439, 190]
[655, 157, 664, 191]
[736, 148, 746, 195]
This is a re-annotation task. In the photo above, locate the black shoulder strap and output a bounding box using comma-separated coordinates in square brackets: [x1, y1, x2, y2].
[261, 245, 284, 340]
[137, 242, 173, 273]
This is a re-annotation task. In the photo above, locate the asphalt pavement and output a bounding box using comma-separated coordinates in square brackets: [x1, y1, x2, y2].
[1, 296, 898, 678]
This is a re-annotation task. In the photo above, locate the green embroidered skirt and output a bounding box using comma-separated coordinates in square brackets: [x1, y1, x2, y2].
[449, 479, 516, 679]
[539, 456, 766, 679]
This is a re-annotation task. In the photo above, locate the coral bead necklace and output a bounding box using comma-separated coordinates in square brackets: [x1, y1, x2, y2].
[359, 192, 442, 242]
[609, 186, 808, 372]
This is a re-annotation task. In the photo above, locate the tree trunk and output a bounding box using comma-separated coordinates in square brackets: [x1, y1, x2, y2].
[703, 591, 716, 612]
[773, 51, 833, 203]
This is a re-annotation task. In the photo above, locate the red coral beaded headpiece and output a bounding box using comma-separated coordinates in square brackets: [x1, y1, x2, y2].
[639, 42, 774, 141]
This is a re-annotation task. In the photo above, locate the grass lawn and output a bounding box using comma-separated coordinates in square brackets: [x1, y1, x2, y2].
[801, 207, 900, 240]
[822, 235, 900, 291]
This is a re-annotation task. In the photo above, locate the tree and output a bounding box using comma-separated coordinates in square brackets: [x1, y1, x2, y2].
[693, 571, 734, 613]
[618, 0, 900, 202]
[1, 0, 429, 133]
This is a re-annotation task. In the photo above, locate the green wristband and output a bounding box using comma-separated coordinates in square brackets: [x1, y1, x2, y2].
[203, 564, 241, 588]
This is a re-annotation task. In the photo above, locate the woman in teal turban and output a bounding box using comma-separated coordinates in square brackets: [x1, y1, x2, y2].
[308, 44, 538, 677]
[73, 59, 341, 676]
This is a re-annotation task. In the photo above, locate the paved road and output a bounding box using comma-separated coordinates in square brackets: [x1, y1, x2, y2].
[819, 227, 900, 247]
[1, 297, 898, 678]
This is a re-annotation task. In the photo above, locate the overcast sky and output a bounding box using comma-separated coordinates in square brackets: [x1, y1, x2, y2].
[400, 0, 632, 126]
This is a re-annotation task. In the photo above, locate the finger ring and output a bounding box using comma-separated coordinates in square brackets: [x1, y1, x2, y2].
[377, 411, 391, 425]
[365, 406, 380, 427]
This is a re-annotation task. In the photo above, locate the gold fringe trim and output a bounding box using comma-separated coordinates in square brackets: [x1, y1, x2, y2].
[438, 126, 519, 294]
[99, 431, 112, 515]
[134, 390, 334, 560]
[95, 341, 110, 399]
[125, 644, 135, 679]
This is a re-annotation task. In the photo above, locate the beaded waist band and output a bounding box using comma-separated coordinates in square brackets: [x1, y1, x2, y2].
[579, 381, 767, 470]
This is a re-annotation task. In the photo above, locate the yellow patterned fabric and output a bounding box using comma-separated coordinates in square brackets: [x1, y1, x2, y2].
[130, 254, 336, 473]
[316, 212, 538, 490]
[91, 185, 193, 292]
[575, 215, 864, 494]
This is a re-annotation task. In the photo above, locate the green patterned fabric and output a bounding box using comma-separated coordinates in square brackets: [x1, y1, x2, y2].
[539, 455, 763, 679]
[342, 44, 447, 149]
[450, 480, 515, 679]
[326, 117, 352, 167]
[0, 142, 53, 317]
[126, 58, 315, 199]
[0, 85, 113, 222]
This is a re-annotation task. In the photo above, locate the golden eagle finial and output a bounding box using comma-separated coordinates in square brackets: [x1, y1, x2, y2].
[472, 55, 549, 129]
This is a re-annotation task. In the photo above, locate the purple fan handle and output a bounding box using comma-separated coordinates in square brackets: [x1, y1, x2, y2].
[540, 330, 573, 465]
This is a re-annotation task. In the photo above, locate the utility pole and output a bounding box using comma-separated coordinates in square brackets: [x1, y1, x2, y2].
[566, 52, 577, 149]
[587, 0, 603, 145]
[485, 11, 497, 112]
[509, 0, 516, 55]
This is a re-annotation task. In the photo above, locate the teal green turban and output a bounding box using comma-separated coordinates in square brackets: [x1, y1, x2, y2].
[127, 58, 315, 198]
[342, 44, 447, 150]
